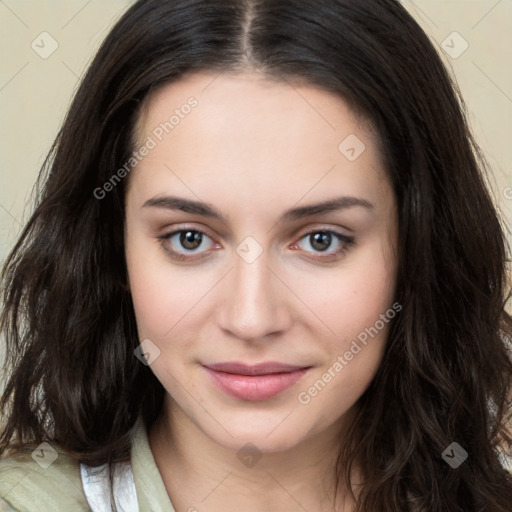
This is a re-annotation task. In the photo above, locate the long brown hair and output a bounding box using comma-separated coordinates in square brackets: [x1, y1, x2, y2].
[1, 1, 511, 510]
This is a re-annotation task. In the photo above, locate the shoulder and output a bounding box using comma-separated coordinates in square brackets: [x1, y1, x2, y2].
[0, 445, 90, 512]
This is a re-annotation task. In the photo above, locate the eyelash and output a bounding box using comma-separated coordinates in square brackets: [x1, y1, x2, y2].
[156, 226, 355, 263]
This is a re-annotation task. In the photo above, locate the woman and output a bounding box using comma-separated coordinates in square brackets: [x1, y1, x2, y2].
[1, 0, 511, 511]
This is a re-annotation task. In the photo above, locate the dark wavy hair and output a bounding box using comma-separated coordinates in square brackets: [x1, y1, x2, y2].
[1, 0, 511, 510]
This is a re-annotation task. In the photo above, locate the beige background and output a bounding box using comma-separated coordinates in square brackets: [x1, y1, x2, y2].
[0, 1, 511, 367]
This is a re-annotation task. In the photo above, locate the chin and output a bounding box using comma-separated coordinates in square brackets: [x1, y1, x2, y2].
[202, 418, 309, 454]
[227, 433, 304, 454]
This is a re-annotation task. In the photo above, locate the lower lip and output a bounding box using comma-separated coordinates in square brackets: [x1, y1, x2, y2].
[204, 367, 310, 401]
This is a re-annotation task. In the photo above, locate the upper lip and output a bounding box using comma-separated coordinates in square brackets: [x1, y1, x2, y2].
[204, 361, 310, 376]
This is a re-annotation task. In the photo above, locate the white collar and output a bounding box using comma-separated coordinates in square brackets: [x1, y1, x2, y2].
[80, 460, 139, 512]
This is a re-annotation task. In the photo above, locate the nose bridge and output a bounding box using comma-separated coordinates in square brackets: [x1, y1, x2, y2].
[217, 238, 289, 341]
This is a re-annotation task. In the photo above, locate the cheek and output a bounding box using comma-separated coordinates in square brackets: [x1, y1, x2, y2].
[125, 223, 218, 338]
[129, 269, 213, 342]
[297, 298, 392, 422]
[294, 244, 396, 342]
[293, 241, 396, 410]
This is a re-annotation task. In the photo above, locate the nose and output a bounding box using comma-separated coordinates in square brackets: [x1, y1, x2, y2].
[216, 247, 292, 342]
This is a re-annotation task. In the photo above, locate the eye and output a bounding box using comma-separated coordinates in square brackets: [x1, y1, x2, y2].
[292, 229, 355, 260]
[158, 228, 218, 261]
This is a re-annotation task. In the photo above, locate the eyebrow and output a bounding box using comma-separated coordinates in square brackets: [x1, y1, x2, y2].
[142, 195, 374, 224]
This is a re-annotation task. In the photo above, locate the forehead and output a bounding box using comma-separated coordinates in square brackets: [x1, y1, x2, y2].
[128, 71, 390, 212]
[135, 70, 375, 145]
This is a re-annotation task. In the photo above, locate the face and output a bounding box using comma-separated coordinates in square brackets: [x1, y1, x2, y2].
[124, 71, 398, 454]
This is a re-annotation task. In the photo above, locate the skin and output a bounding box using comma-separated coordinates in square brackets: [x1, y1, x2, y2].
[124, 70, 399, 512]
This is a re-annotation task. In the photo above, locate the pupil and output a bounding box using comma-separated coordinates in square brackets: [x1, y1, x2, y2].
[311, 232, 331, 251]
[180, 231, 202, 250]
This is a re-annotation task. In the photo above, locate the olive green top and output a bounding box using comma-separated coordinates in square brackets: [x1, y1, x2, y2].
[0, 417, 176, 512]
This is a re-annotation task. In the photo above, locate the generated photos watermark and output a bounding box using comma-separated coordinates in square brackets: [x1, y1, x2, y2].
[297, 301, 402, 405]
[93, 96, 198, 200]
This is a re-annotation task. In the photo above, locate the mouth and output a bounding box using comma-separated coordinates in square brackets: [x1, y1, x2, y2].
[203, 361, 312, 401]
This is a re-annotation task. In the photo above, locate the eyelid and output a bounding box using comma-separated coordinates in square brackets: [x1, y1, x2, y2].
[293, 224, 352, 240]
[160, 224, 220, 247]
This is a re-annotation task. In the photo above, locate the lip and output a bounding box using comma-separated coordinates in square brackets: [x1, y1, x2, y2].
[205, 361, 308, 376]
[203, 361, 311, 401]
